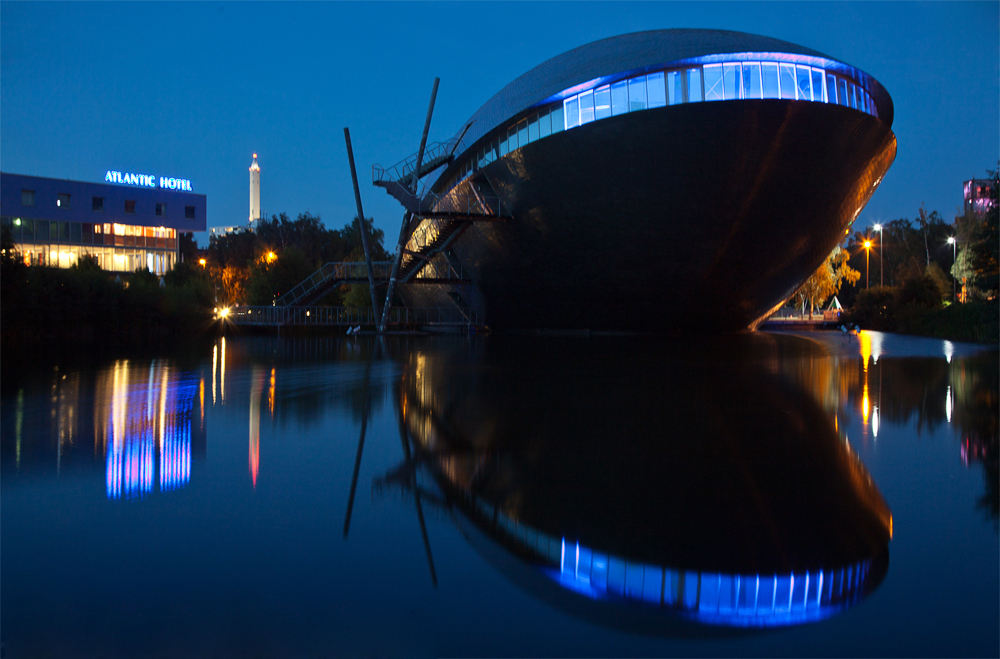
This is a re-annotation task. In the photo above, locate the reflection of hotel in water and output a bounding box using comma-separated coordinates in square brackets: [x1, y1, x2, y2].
[2, 360, 207, 498]
[97, 361, 206, 499]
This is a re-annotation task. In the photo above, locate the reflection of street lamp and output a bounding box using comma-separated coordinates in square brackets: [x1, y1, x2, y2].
[947, 236, 957, 303]
[864, 240, 872, 289]
[873, 223, 884, 287]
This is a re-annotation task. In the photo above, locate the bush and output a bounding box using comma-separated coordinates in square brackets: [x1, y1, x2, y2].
[846, 286, 897, 330]
[1, 260, 215, 350]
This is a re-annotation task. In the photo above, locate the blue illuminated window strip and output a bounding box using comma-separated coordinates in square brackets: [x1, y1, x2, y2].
[447, 56, 879, 192]
[474, 498, 877, 628]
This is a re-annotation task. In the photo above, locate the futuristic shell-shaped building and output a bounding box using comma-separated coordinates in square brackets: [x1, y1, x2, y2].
[378, 29, 897, 331]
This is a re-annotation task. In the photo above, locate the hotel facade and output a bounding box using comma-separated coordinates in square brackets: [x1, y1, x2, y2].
[1, 172, 206, 274]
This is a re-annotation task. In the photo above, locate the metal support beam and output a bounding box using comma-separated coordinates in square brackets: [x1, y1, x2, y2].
[344, 127, 381, 322]
[379, 77, 440, 334]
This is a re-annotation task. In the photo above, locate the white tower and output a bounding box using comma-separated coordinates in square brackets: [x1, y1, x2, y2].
[249, 153, 261, 226]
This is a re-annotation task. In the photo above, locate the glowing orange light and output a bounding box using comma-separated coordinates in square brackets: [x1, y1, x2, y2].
[268, 368, 275, 417]
[862, 382, 870, 425]
[864, 240, 872, 249]
[199, 258, 206, 266]
[265, 251, 277, 264]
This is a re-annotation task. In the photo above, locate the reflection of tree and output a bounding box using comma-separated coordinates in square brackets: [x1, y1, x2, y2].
[862, 359, 950, 433]
[784, 343, 998, 526]
[224, 337, 390, 429]
[952, 353, 999, 527]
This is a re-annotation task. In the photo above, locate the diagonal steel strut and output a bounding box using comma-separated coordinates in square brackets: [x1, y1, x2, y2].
[379, 77, 440, 334]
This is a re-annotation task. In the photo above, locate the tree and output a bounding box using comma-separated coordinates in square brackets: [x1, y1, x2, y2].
[178, 232, 198, 264]
[967, 167, 999, 298]
[794, 246, 861, 315]
[245, 246, 316, 305]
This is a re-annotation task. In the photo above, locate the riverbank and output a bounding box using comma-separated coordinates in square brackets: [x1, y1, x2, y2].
[846, 299, 998, 344]
[0, 261, 217, 354]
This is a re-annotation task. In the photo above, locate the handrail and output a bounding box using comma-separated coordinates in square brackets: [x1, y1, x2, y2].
[275, 261, 393, 307]
[372, 136, 461, 186]
[227, 305, 480, 327]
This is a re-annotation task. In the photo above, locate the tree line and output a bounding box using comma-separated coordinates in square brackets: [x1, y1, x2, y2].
[792, 167, 998, 342]
[203, 212, 389, 307]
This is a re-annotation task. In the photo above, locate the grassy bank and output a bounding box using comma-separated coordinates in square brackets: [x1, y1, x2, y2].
[846, 294, 998, 344]
[902, 300, 999, 344]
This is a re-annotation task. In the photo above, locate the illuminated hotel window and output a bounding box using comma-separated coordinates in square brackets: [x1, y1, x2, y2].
[57, 193, 71, 209]
[21, 189, 35, 206]
[185, 205, 196, 219]
[125, 200, 136, 214]
[92, 196, 104, 212]
[155, 203, 166, 217]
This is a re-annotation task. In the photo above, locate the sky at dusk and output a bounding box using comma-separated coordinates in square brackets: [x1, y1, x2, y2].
[2, 2, 997, 246]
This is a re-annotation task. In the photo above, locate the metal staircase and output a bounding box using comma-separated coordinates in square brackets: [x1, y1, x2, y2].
[372, 137, 459, 191]
[274, 261, 392, 307]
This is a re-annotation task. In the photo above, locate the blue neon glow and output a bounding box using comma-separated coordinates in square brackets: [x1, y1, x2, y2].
[105, 170, 193, 192]
[478, 500, 877, 628]
[449, 51, 881, 192]
[105, 362, 198, 500]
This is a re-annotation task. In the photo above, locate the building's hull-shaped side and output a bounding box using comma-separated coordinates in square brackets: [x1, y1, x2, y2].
[402, 100, 895, 331]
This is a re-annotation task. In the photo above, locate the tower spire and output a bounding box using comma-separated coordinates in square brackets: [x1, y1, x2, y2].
[249, 153, 261, 226]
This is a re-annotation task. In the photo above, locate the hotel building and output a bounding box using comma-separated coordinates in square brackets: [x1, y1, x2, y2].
[1, 172, 206, 274]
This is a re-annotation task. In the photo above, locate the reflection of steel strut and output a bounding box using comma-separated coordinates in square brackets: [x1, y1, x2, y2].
[397, 398, 438, 588]
[342, 342, 376, 539]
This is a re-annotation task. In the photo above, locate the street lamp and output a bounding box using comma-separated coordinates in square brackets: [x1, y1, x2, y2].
[947, 236, 957, 303]
[873, 223, 884, 287]
[864, 240, 872, 289]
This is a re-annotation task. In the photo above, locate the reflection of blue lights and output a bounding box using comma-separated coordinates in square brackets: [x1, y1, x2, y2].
[471, 495, 876, 628]
[105, 365, 198, 500]
[548, 533, 872, 628]
[160, 419, 191, 492]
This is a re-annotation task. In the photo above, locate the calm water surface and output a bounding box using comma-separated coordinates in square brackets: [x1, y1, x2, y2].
[1, 332, 997, 657]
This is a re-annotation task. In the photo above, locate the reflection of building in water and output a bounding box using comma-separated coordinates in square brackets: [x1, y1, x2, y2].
[96, 360, 204, 500]
[387, 340, 893, 631]
[249, 366, 265, 487]
[467, 495, 879, 628]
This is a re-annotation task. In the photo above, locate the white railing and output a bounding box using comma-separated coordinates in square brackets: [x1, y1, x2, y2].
[228, 305, 479, 327]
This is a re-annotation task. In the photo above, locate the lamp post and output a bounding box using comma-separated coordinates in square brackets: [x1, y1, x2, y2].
[947, 236, 957, 303]
[864, 239, 872, 289]
[873, 223, 884, 287]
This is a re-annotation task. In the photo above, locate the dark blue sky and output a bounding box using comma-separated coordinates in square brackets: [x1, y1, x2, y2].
[2, 2, 997, 244]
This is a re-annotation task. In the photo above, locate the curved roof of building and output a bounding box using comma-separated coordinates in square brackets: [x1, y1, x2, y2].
[449, 29, 893, 156]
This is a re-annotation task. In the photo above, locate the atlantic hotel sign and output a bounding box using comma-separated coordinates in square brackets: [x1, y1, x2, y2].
[105, 170, 193, 192]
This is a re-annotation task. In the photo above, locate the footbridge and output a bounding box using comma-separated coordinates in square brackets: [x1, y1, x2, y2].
[227, 305, 481, 330]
